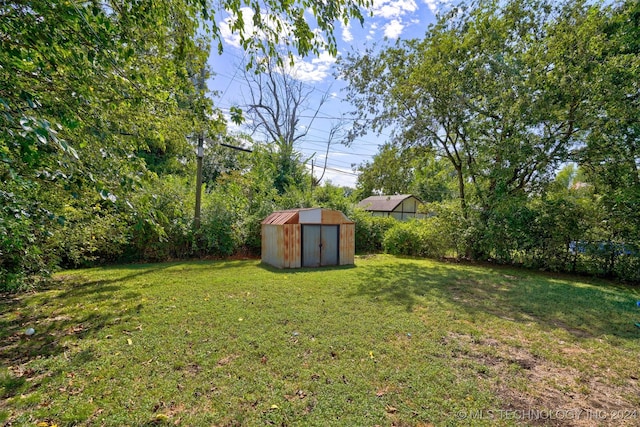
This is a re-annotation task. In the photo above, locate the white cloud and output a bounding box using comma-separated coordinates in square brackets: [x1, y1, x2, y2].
[371, 0, 417, 19]
[341, 21, 353, 43]
[278, 50, 337, 83]
[219, 7, 301, 51]
[422, 0, 452, 16]
[384, 19, 404, 39]
[366, 22, 378, 40]
[219, 8, 336, 82]
[365, 1, 416, 40]
[219, 7, 254, 49]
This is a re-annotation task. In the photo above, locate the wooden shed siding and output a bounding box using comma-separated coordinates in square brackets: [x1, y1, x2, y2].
[339, 224, 355, 265]
[292, 224, 301, 268]
[282, 224, 301, 268]
[322, 209, 353, 225]
[262, 225, 283, 268]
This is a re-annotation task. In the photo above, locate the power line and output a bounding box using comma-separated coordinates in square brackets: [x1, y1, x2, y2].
[218, 51, 248, 101]
[215, 103, 392, 144]
[208, 46, 390, 183]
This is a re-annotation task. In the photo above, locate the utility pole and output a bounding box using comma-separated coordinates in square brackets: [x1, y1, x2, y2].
[194, 66, 206, 231]
[311, 159, 315, 193]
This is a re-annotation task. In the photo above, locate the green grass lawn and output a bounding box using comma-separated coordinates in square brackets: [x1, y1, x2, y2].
[2, 255, 640, 426]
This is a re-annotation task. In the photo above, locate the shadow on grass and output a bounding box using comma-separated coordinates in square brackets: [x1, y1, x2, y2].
[0, 265, 176, 377]
[354, 257, 640, 339]
[139, 258, 269, 273]
[257, 262, 357, 274]
[0, 259, 255, 375]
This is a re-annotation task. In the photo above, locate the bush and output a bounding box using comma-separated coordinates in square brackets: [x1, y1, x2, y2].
[54, 209, 129, 268]
[350, 209, 396, 254]
[472, 198, 537, 264]
[382, 220, 424, 257]
[123, 176, 195, 262]
[382, 218, 452, 259]
[612, 249, 640, 282]
[0, 217, 53, 291]
[426, 201, 474, 258]
[0, 184, 60, 291]
[198, 203, 238, 257]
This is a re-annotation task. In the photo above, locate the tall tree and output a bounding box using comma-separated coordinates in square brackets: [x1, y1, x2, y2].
[1, 0, 211, 287]
[241, 57, 336, 193]
[341, 0, 599, 216]
[577, 0, 640, 272]
[0, 0, 373, 287]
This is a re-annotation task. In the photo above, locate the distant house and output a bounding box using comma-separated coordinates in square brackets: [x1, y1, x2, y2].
[357, 194, 425, 220]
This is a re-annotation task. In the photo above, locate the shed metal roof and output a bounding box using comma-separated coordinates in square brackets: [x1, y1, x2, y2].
[261, 209, 300, 225]
[261, 208, 354, 225]
[357, 194, 420, 212]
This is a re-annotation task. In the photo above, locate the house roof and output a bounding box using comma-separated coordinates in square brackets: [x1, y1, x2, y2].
[357, 194, 421, 212]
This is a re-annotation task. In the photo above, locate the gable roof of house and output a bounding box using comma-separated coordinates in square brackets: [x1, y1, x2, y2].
[357, 194, 421, 212]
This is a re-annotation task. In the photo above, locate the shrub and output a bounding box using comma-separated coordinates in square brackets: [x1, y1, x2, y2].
[350, 209, 396, 254]
[382, 218, 451, 259]
[382, 220, 424, 257]
[426, 201, 474, 258]
[0, 217, 53, 291]
[198, 203, 238, 257]
[124, 176, 195, 262]
[0, 184, 60, 291]
[54, 209, 129, 268]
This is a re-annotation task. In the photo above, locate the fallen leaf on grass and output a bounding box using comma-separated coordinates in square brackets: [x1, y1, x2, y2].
[127, 338, 132, 346]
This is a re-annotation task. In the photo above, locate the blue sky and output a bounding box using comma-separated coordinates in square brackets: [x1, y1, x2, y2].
[207, 0, 453, 187]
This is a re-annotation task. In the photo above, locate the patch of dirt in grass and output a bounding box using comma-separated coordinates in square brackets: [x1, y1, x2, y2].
[447, 332, 640, 426]
[216, 354, 239, 367]
[185, 363, 202, 375]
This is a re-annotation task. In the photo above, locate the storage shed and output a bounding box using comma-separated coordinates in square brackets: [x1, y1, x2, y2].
[261, 208, 355, 269]
[357, 194, 425, 220]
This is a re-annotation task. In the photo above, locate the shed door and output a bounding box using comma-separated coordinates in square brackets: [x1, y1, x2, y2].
[321, 225, 339, 266]
[302, 225, 339, 267]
